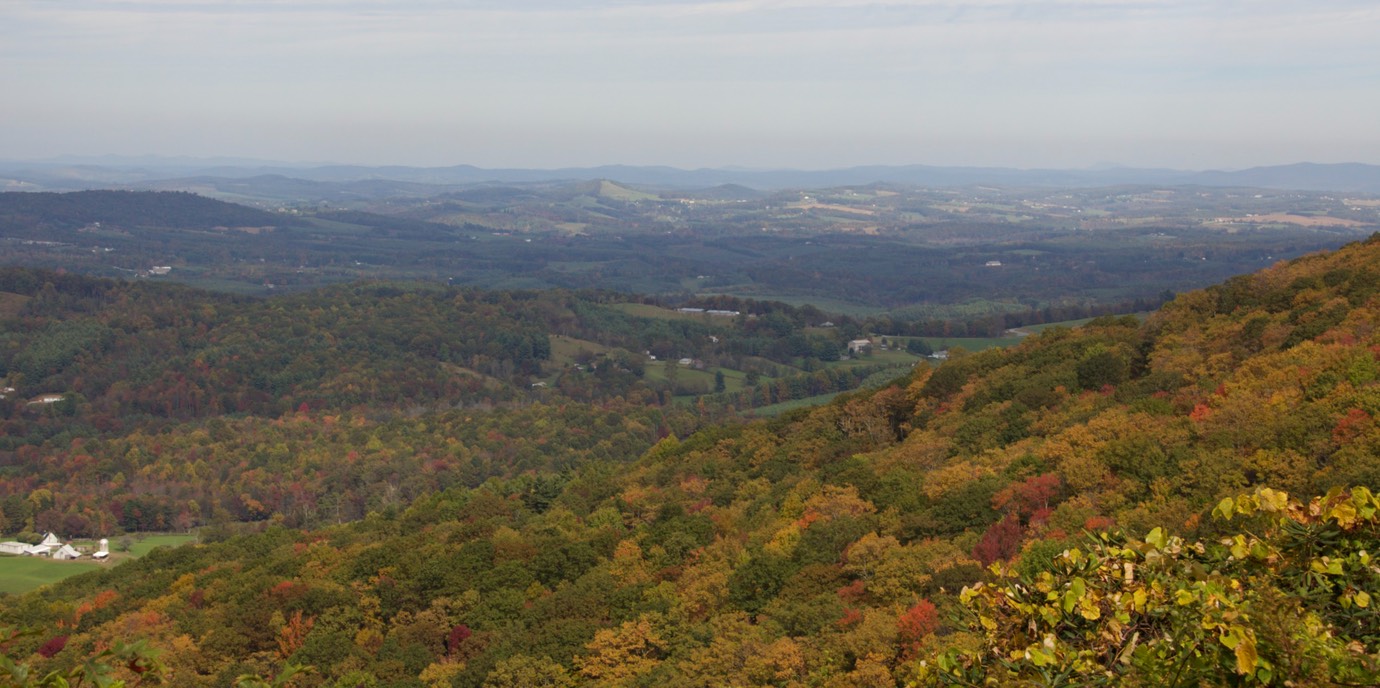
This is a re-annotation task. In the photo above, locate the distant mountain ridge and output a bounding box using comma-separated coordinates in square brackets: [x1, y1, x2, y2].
[3, 158, 1380, 193]
[0, 189, 302, 230]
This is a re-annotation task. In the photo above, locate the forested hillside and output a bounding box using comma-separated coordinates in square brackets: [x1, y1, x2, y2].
[5, 237, 1380, 685]
[0, 269, 883, 435]
[0, 190, 300, 235]
[0, 269, 926, 539]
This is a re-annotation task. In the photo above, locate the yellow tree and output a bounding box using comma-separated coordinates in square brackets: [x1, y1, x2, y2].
[575, 617, 667, 686]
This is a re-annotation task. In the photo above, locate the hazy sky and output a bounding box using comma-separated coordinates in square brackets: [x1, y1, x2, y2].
[3, 1, 1378, 170]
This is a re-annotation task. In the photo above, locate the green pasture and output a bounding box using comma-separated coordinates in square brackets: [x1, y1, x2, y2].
[829, 348, 926, 369]
[748, 392, 848, 417]
[1021, 312, 1150, 333]
[643, 362, 720, 388]
[0, 556, 101, 595]
[697, 292, 886, 317]
[0, 533, 197, 596]
[607, 302, 733, 323]
[126, 534, 197, 557]
[596, 181, 659, 202]
[548, 335, 618, 366]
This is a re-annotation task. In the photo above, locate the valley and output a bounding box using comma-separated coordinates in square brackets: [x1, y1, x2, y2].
[2, 183, 1373, 322]
[0, 179, 1377, 686]
[8, 0, 1380, 683]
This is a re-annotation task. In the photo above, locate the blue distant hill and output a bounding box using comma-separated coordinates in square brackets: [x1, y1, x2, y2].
[3, 157, 1380, 193]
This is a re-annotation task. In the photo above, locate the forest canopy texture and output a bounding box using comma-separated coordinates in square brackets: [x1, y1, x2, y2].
[6, 235, 1380, 686]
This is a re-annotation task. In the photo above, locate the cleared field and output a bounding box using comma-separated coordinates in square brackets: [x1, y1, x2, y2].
[1209, 214, 1368, 228]
[788, 201, 876, 216]
[749, 392, 847, 417]
[607, 303, 730, 323]
[0, 556, 100, 595]
[643, 362, 717, 386]
[829, 348, 926, 369]
[549, 335, 619, 365]
[0, 533, 198, 595]
[597, 181, 659, 202]
[126, 533, 197, 557]
[1020, 313, 1148, 334]
[440, 363, 508, 391]
[695, 293, 887, 317]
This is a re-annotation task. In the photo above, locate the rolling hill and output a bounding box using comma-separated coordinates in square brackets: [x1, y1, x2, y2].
[4, 235, 1380, 685]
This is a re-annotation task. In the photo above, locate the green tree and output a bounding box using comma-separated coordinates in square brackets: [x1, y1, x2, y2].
[482, 655, 576, 688]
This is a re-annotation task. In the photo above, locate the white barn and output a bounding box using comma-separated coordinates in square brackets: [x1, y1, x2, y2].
[1, 532, 67, 557]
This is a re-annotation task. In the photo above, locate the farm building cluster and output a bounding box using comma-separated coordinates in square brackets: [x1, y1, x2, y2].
[0, 532, 108, 560]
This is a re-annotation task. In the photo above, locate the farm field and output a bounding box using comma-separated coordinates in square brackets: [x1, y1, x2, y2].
[125, 533, 197, 557]
[606, 302, 739, 323]
[547, 335, 618, 366]
[830, 348, 927, 368]
[1020, 313, 1149, 334]
[0, 533, 197, 595]
[748, 391, 849, 417]
[0, 556, 100, 595]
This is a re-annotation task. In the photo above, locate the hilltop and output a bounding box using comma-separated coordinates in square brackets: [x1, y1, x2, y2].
[0, 190, 300, 234]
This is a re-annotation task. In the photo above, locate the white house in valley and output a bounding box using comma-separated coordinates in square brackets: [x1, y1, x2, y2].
[0, 532, 81, 558]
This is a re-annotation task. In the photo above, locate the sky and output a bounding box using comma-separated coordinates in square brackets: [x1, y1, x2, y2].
[2, 0, 1379, 170]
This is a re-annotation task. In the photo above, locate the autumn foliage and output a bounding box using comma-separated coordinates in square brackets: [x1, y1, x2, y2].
[7, 236, 1380, 685]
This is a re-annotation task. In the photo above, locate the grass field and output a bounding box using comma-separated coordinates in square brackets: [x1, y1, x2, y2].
[0, 556, 101, 595]
[597, 181, 660, 202]
[748, 392, 848, 417]
[829, 348, 927, 369]
[607, 302, 731, 323]
[548, 334, 618, 366]
[125, 534, 197, 557]
[1021, 312, 1150, 333]
[697, 293, 888, 317]
[644, 362, 718, 387]
[0, 533, 197, 595]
